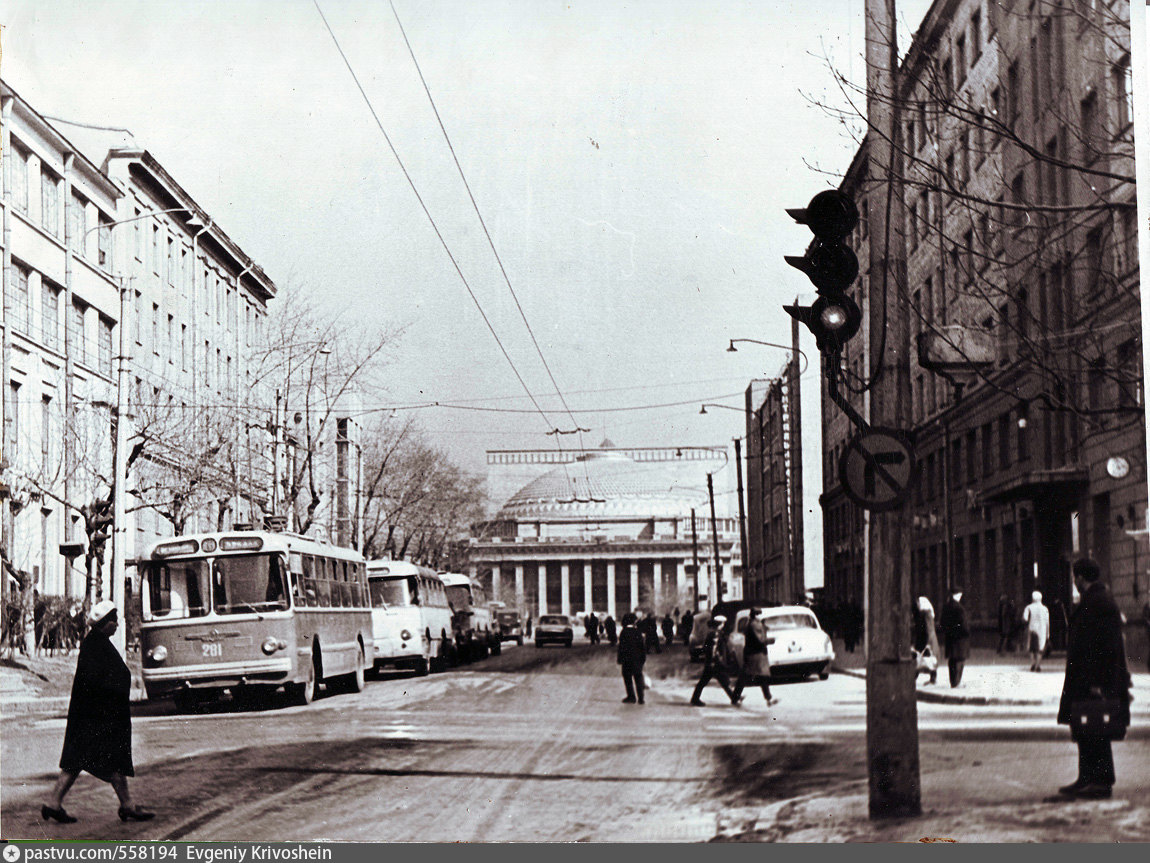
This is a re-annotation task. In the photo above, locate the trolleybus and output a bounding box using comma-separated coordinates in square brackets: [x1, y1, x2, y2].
[138, 531, 373, 709]
[366, 560, 453, 675]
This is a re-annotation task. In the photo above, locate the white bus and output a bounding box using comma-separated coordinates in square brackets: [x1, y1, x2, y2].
[138, 531, 373, 709]
[365, 560, 453, 675]
[439, 572, 501, 662]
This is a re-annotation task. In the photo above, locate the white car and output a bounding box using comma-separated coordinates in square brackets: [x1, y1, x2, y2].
[729, 606, 834, 681]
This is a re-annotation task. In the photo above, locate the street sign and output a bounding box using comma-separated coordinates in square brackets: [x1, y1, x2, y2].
[838, 426, 918, 512]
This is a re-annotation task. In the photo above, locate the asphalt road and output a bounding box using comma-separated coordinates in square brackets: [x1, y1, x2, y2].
[3, 641, 1148, 842]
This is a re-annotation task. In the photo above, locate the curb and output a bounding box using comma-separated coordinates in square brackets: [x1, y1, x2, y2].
[831, 665, 1047, 706]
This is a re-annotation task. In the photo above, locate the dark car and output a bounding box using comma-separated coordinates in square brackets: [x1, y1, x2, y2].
[497, 611, 524, 645]
[534, 614, 574, 648]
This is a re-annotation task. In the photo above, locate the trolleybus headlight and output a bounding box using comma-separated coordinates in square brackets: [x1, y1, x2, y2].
[261, 637, 286, 655]
[148, 645, 168, 662]
[400, 629, 412, 642]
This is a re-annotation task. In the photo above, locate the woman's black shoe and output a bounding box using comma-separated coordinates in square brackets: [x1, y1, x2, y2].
[118, 806, 155, 822]
[42, 805, 78, 824]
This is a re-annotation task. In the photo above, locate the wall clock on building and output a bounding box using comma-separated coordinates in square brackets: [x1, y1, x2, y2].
[1105, 456, 1130, 479]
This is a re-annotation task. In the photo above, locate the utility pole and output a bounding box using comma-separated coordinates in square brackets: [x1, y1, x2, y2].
[707, 473, 722, 603]
[864, 0, 921, 819]
[789, 315, 804, 604]
[734, 438, 749, 598]
[691, 508, 700, 608]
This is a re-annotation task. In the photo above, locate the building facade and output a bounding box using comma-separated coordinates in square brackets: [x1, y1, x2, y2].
[820, 0, 1146, 646]
[471, 444, 742, 620]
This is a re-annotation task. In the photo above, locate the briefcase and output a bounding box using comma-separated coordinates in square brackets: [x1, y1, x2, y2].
[1069, 697, 1127, 741]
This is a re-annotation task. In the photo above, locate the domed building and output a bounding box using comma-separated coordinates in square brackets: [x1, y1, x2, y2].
[470, 443, 742, 620]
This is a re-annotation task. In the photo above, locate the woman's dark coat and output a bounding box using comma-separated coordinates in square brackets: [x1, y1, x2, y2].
[1057, 581, 1132, 728]
[59, 627, 134, 781]
[742, 617, 772, 681]
[939, 597, 970, 661]
[616, 624, 647, 671]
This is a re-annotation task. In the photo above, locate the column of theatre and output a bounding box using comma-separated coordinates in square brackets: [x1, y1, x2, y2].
[486, 559, 693, 619]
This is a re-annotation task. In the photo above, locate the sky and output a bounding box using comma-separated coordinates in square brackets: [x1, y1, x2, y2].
[1, 0, 935, 576]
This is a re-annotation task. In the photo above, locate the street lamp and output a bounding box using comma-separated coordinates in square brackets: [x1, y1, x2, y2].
[727, 338, 809, 375]
[699, 403, 744, 415]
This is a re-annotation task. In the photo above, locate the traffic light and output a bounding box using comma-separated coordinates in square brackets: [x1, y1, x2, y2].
[783, 190, 862, 353]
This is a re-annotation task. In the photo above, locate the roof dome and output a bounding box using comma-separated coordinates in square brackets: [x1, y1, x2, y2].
[497, 451, 713, 521]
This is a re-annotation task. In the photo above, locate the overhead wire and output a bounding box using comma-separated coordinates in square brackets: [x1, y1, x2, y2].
[386, 0, 600, 499]
[310, 0, 560, 447]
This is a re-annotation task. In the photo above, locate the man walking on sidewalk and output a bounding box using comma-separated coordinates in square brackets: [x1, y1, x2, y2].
[1023, 591, 1050, 672]
[689, 616, 737, 706]
[940, 587, 970, 688]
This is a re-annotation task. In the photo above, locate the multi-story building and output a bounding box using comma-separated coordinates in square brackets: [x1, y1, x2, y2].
[1, 79, 285, 611]
[744, 355, 805, 604]
[2, 82, 122, 600]
[820, 0, 1145, 650]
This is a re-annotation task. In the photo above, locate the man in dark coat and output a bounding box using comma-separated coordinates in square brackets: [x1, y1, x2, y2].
[616, 613, 647, 704]
[731, 608, 777, 706]
[604, 614, 617, 645]
[680, 610, 694, 645]
[939, 587, 970, 688]
[997, 594, 1018, 653]
[690, 615, 737, 706]
[42, 601, 154, 824]
[584, 612, 599, 644]
[661, 613, 675, 647]
[1055, 558, 1132, 799]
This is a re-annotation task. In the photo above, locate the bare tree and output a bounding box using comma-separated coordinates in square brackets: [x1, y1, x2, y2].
[809, 0, 1139, 437]
[247, 282, 402, 535]
[358, 415, 486, 569]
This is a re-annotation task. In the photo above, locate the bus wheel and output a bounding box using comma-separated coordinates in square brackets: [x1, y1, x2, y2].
[412, 656, 429, 677]
[347, 648, 366, 693]
[288, 657, 317, 705]
[491, 640, 502, 657]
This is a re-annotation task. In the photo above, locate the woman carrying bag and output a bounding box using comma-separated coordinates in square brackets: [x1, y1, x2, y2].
[912, 596, 940, 685]
[732, 608, 778, 707]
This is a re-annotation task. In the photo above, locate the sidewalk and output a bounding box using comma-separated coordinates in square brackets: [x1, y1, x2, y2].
[830, 638, 1150, 710]
[1, 652, 146, 718]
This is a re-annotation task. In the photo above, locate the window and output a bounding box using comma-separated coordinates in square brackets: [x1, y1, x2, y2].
[1017, 402, 1030, 460]
[69, 193, 88, 259]
[167, 237, 177, 285]
[1083, 227, 1104, 295]
[167, 315, 175, 363]
[12, 144, 30, 215]
[41, 170, 60, 237]
[1120, 206, 1138, 274]
[181, 324, 188, 371]
[42, 396, 52, 475]
[133, 208, 143, 260]
[998, 413, 1010, 468]
[1079, 91, 1098, 159]
[153, 225, 162, 276]
[1007, 61, 1020, 125]
[12, 263, 31, 335]
[1113, 57, 1133, 131]
[981, 423, 992, 477]
[1010, 171, 1026, 229]
[952, 437, 962, 484]
[98, 318, 114, 377]
[1044, 136, 1058, 204]
[1089, 357, 1107, 412]
[152, 303, 160, 355]
[98, 215, 112, 268]
[7, 382, 20, 466]
[1117, 340, 1141, 409]
[942, 57, 953, 94]
[970, 9, 982, 62]
[68, 300, 87, 366]
[41, 281, 60, 351]
[955, 35, 966, 85]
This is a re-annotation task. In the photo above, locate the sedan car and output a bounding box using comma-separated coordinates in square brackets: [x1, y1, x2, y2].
[727, 606, 834, 680]
[534, 614, 574, 648]
[497, 611, 524, 645]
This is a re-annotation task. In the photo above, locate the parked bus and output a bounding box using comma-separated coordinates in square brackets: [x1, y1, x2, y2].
[438, 572, 500, 661]
[365, 560, 453, 675]
[138, 531, 373, 709]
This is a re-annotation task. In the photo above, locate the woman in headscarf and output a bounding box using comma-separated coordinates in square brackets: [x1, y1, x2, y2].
[41, 600, 154, 824]
[912, 596, 941, 685]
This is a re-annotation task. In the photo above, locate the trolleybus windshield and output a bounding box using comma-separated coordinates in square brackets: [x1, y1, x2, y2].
[369, 576, 414, 608]
[143, 553, 290, 620]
